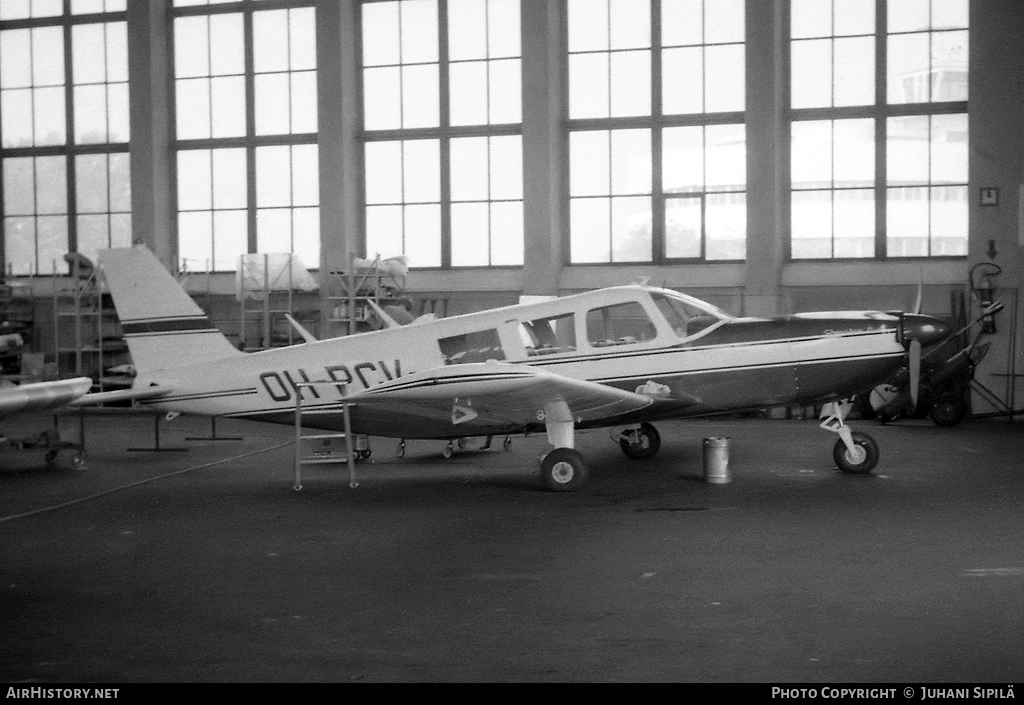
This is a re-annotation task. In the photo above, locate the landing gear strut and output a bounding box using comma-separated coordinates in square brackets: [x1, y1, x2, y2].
[820, 400, 879, 474]
[536, 400, 591, 492]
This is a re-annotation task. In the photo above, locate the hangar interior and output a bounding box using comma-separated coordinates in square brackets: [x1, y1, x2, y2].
[5, 0, 1024, 684]
[0, 0, 1021, 417]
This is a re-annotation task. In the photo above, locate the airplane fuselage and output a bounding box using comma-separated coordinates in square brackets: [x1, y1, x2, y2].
[135, 286, 927, 439]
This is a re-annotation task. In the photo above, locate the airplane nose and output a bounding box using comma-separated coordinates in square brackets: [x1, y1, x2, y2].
[901, 314, 952, 348]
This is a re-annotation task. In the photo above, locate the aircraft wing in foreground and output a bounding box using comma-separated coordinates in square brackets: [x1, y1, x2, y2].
[80, 245, 982, 491]
[344, 362, 657, 489]
[0, 377, 92, 420]
[0, 377, 92, 469]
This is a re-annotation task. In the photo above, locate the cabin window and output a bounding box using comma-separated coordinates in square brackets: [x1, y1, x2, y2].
[519, 313, 577, 356]
[586, 302, 655, 347]
[650, 292, 719, 338]
[439, 328, 506, 365]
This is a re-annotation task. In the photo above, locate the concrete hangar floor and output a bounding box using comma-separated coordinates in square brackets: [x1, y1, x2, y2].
[1, 409, 1022, 683]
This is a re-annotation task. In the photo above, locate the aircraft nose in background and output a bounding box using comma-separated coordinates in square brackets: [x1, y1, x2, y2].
[902, 314, 951, 347]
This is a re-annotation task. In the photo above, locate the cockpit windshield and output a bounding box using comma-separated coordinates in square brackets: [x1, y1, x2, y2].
[650, 290, 730, 339]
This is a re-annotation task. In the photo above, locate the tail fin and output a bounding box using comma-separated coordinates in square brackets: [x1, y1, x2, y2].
[98, 246, 243, 373]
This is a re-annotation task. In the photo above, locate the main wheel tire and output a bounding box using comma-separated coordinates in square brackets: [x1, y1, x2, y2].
[539, 448, 590, 492]
[931, 397, 968, 427]
[619, 422, 661, 460]
[833, 431, 879, 474]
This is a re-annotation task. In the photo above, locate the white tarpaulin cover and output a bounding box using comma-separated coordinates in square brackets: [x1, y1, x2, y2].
[236, 253, 319, 301]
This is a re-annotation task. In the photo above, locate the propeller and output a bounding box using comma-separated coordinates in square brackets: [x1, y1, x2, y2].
[904, 271, 925, 409]
[908, 338, 921, 409]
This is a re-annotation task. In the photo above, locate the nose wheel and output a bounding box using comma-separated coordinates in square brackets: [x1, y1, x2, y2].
[832, 431, 879, 474]
[821, 400, 880, 474]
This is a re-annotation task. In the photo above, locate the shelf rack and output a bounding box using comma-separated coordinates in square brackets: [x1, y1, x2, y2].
[237, 253, 318, 351]
[324, 254, 408, 336]
[51, 254, 128, 391]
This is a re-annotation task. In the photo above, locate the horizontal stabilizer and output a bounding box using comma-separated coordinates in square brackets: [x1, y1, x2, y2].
[70, 384, 173, 407]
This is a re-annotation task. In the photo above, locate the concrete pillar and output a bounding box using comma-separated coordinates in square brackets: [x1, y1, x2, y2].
[743, 0, 786, 316]
[127, 0, 174, 269]
[316, 0, 363, 333]
[966, 0, 1024, 415]
[520, 0, 565, 296]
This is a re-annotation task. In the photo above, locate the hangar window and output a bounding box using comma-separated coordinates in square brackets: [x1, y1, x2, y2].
[361, 0, 524, 269]
[172, 0, 320, 273]
[586, 301, 656, 348]
[567, 0, 746, 264]
[0, 2, 130, 275]
[439, 328, 506, 365]
[791, 118, 875, 259]
[788, 0, 968, 260]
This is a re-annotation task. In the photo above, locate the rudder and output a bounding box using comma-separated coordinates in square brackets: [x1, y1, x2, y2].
[98, 246, 243, 373]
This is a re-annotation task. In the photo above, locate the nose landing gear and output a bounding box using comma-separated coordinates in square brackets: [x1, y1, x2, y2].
[820, 400, 879, 474]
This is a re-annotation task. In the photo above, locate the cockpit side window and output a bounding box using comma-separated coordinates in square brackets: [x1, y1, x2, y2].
[651, 292, 722, 339]
[586, 301, 656, 347]
[520, 313, 577, 356]
[439, 328, 506, 365]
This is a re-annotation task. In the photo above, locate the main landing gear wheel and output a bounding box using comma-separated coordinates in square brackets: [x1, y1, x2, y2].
[45, 449, 84, 471]
[619, 422, 661, 460]
[539, 448, 589, 492]
[833, 431, 879, 474]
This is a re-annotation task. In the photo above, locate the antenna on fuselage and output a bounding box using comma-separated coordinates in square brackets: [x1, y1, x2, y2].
[365, 299, 400, 329]
[913, 266, 923, 315]
[284, 314, 318, 343]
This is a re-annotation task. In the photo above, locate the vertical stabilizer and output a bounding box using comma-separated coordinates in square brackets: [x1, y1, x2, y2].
[98, 246, 243, 373]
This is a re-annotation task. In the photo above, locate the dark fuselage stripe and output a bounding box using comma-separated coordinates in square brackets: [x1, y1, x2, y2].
[121, 318, 218, 335]
[143, 388, 258, 404]
[590, 351, 903, 384]
[522, 330, 898, 367]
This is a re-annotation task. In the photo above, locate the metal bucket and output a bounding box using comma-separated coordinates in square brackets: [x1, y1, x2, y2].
[703, 436, 732, 484]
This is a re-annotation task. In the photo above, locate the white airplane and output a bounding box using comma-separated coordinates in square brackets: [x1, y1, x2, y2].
[78, 245, 955, 491]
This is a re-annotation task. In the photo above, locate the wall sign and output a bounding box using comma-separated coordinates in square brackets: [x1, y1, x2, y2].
[980, 187, 999, 207]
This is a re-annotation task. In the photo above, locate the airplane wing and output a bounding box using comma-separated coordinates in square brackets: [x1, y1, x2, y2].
[342, 362, 654, 435]
[0, 377, 93, 420]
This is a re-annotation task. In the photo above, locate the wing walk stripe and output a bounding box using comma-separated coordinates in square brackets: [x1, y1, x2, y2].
[363, 372, 538, 395]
